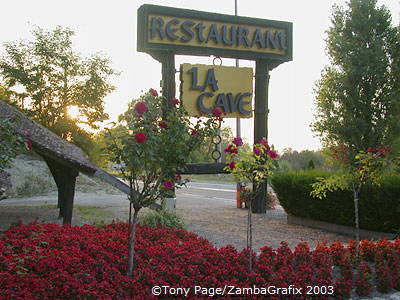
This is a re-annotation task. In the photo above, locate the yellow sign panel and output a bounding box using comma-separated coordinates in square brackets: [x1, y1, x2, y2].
[180, 64, 253, 118]
[148, 14, 287, 56]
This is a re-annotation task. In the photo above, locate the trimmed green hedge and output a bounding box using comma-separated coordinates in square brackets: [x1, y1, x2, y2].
[271, 170, 400, 233]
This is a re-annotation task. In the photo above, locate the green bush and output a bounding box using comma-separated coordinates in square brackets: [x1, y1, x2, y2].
[139, 209, 186, 230]
[272, 170, 400, 233]
[0, 117, 27, 171]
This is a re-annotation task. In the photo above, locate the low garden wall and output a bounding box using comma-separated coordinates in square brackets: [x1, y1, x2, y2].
[271, 170, 400, 234]
[287, 214, 395, 239]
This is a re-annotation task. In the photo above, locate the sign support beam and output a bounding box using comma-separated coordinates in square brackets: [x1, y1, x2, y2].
[253, 59, 270, 214]
[151, 51, 176, 201]
[151, 51, 176, 116]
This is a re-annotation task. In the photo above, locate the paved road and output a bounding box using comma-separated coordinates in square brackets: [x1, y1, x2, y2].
[178, 181, 237, 204]
[0, 181, 278, 212]
[0, 181, 247, 207]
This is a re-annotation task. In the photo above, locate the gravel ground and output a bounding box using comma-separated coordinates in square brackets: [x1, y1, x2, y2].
[0, 191, 353, 251]
[175, 194, 353, 251]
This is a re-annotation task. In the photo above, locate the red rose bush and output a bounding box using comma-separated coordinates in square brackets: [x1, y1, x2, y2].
[105, 89, 219, 276]
[224, 137, 279, 271]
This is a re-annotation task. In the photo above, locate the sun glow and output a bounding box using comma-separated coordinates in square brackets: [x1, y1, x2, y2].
[67, 105, 80, 119]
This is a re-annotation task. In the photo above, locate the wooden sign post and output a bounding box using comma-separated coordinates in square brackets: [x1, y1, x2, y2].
[137, 4, 292, 213]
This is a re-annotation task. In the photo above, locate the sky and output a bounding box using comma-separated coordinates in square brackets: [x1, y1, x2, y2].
[1, 0, 399, 151]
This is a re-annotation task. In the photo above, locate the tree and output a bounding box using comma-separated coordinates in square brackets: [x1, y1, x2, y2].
[0, 26, 117, 153]
[311, 0, 400, 251]
[312, 0, 400, 153]
[224, 137, 278, 271]
[280, 148, 326, 171]
[105, 90, 218, 277]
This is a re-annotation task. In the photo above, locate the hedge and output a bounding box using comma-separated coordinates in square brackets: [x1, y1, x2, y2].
[271, 170, 400, 233]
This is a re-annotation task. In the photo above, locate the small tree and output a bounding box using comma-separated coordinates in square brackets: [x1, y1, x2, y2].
[105, 89, 219, 277]
[224, 137, 278, 271]
[311, 146, 392, 252]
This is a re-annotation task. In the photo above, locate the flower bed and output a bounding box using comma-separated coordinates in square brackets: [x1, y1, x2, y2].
[0, 222, 399, 299]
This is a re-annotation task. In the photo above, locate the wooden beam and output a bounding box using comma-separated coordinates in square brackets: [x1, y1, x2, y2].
[181, 163, 228, 174]
[93, 169, 161, 211]
[252, 59, 270, 214]
[44, 157, 78, 224]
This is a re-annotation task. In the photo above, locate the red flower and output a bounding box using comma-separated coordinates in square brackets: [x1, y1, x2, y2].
[229, 161, 236, 169]
[171, 98, 180, 106]
[149, 88, 158, 97]
[268, 149, 278, 159]
[25, 140, 33, 150]
[233, 137, 243, 147]
[257, 137, 269, 148]
[212, 107, 223, 118]
[163, 180, 174, 190]
[191, 130, 200, 136]
[159, 121, 169, 129]
[134, 101, 148, 115]
[253, 147, 261, 156]
[134, 132, 147, 143]
[174, 174, 181, 182]
[224, 144, 238, 154]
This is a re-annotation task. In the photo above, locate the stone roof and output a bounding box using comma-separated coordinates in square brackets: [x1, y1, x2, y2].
[0, 100, 97, 175]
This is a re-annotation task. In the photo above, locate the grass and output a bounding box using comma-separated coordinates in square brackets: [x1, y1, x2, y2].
[74, 206, 111, 222]
[0, 204, 111, 223]
[0, 204, 56, 209]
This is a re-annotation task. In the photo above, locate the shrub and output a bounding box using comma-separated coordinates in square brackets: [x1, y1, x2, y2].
[0, 116, 29, 171]
[271, 170, 400, 233]
[139, 209, 186, 229]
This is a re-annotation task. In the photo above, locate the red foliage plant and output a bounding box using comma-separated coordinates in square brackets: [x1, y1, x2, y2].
[0, 222, 399, 299]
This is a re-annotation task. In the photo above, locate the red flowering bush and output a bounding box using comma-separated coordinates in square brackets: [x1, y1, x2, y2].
[355, 263, 373, 296]
[224, 137, 278, 192]
[224, 137, 278, 271]
[0, 222, 399, 299]
[105, 89, 219, 276]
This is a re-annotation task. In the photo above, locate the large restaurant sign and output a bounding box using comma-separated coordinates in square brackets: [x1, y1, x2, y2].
[137, 4, 292, 211]
[137, 5, 292, 62]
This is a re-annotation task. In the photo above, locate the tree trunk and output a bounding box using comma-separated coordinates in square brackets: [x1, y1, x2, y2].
[353, 187, 360, 254]
[246, 195, 254, 272]
[248, 206, 253, 272]
[127, 208, 140, 277]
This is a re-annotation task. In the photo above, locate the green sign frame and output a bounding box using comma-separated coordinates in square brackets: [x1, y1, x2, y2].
[137, 4, 292, 65]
